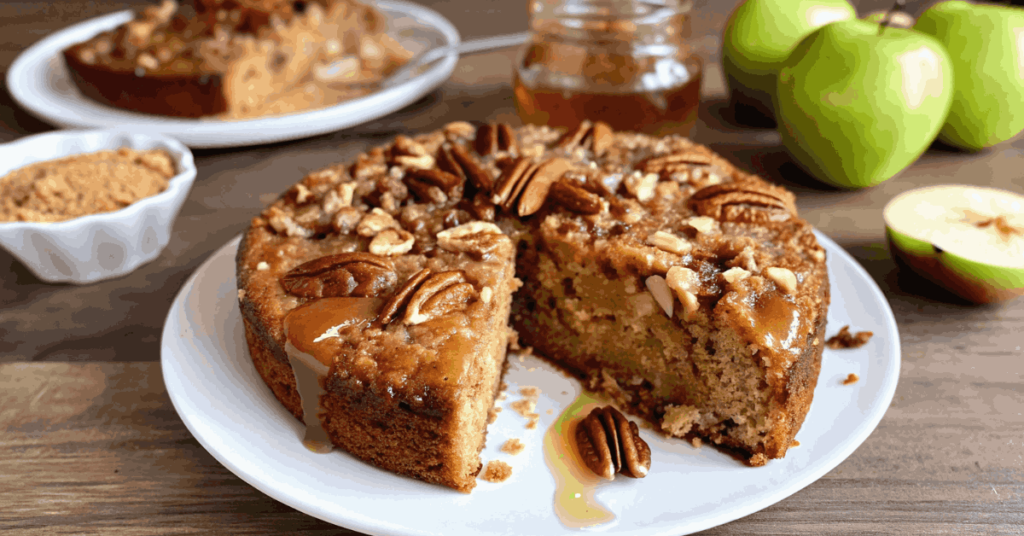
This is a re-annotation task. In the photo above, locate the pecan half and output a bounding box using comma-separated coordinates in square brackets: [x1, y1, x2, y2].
[436, 144, 467, 183]
[375, 268, 432, 327]
[436, 221, 508, 260]
[589, 121, 613, 156]
[638, 151, 713, 175]
[281, 253, 397, 299]
[497, 123, 517, 154]
[557, 120, 592, 152]
[450, 143, 494, 192]
[518, 157, 573, 217]
[491, 157, 534, 207]
[575, 406, 651, 480]
[404, 270, 477, 325]
[475, 123, 498, 156]
[392, 134, 428, 157]
[688, 180, 796, 223]
[547, 180, 602, 215]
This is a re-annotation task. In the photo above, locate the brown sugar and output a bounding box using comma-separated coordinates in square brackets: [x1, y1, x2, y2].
[480, 460, 512, 483]
[501, 438, 525, 455]
[826, 326, 873, 349]
[843, 373, 860, 385]
[0, 148, 175, 223]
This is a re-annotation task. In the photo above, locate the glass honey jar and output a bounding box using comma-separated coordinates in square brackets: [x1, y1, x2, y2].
[514, 0, 702, 137]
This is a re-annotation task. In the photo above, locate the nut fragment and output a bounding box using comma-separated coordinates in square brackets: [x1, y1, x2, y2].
[721, 267, 751, 285]
[356, 208, 399, 237]
[589, 121, 613, 156]
[375, 268, 432, 327]
[281, 253, 397, 298]
[666, 266, 700, 319]
[624, 172, 659, 202]
[765, 267, 797, 294]
[645, 275, 673, 318]
[436, 221, 508, 259]
[393, 135, 428, 157]
[450, 144, 494, 192]
[497, 123, 518, 153]
[404, 270, 476, 325]
[826, 325, 874, 349]
[647, 231, 692, 255]
[686, 216, 718, 235]
[575, 406, 651, 480]
[443, 121, 476, 140]
[393, 154, 435, 170]
[369, 229, 415, 256]
[436, 144, 467, 183]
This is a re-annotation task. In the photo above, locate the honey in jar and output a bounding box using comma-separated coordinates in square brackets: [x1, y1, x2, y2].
[514, 0, 702, 137]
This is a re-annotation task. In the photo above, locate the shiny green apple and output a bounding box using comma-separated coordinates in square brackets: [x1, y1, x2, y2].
[884, 184, 1024, 304]
[775, 19, 953, 188]
[914, 1, 1024, 150]
[863, 10, 916, 29]
[722, 0, 856, 121]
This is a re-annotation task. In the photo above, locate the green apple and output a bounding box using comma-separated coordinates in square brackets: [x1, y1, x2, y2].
[775, 19, 954, 188]
[722, 0, 856, 122]
[914, 1, 1024, 150]
[863, 10, 916, 29]
[884, 184, 1024, 304]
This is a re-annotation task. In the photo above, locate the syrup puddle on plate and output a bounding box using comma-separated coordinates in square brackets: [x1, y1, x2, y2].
[543, 391, 616, 528]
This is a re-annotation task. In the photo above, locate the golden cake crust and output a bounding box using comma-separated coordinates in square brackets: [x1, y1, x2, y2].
[236, 121, 829, 491]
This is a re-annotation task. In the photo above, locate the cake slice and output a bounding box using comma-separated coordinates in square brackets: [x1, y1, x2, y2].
[63, 0, 411, 118]
[236, 121, 829, 492]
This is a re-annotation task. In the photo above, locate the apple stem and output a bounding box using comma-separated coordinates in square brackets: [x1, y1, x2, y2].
[878, 0, 908, 34]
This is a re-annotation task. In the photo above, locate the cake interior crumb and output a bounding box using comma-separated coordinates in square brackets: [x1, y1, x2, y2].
[792, 440, 801, 447]
[501, 438, 525, 455]
[480, 460, 512, 483]
[691, 437, 702, 448]
[843, 373, 860, 385]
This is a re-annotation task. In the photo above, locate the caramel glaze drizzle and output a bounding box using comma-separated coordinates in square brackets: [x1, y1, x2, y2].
[282, 297, 381, 453]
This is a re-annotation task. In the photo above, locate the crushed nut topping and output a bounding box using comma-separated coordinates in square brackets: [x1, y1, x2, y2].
[826, 326, 873, 349]
[666, 266, 700, 319]
[686, 216, 718, 235]
[356, 208, 399, 237]
[369, 228, 415, 256]
[575, 406, 651, 480]
[647, 231, 692, 256]
[645, 275, 674, 318]
[436, 221, 508, 259]
[765, 267, 797, 294]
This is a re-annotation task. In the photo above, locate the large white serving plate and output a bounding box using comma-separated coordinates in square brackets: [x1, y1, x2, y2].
[161, 230, 900, 535]
[7, 0, 459, 148]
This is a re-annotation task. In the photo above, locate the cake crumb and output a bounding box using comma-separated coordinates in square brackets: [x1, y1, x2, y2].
[519, 386, 541, 397]
[480, 460, 512, 483]
[749, 453, 768, 467]
[487, 407, 501, 424]
[501, 438, 525, 455]
[526, 415, 540, 429]
[237, 289, 246, 300]
[661, 404, 700, 437]
[791, 440, 801, 447]
[546, 409, 553, 415]
[691, 437, 702, 448]
[843, 373, 860, 385]
[826, 326, 873, 349]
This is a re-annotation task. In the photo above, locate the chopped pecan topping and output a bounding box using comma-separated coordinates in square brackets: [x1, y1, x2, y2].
[575, 406, 651, 480]
[450, 143, 494, 192]
[547, 180, 602, 215]
[764, 266, 797, 294]
[375, 268, 432, 327]
[281, 253, 397, 299]
[474, 123, 498, 156]
[404, 270, 477, 325]
[443, 121, 476, 141]
[392, 135, 428, 157]
[405, 177, 448, 204]
[356, 208, 399, 237]
[518, 157, 572, 217]
[463, 191, 496, 222]
[689, 180, 797, 224]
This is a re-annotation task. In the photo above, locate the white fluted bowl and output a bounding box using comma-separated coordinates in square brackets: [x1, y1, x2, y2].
[0, 130, 196, 283]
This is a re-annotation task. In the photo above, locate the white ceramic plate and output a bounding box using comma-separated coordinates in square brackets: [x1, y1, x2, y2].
[6, 0, 459, 149]
[161, 230, 900, 535]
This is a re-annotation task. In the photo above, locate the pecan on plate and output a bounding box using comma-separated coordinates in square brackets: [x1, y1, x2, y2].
[688, 180, 797, 224]
[281, 253, 397, 299]
[575, 406, 651, 480]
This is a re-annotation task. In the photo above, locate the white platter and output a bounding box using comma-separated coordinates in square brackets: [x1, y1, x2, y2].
[161, 230, 900, 535]
[6, 0, 460, 148]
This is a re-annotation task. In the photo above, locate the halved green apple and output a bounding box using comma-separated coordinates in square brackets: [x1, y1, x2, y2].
[884, 185, 1024, 304]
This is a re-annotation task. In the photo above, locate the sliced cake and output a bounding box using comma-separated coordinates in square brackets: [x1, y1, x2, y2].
[236, 121, 829, 492]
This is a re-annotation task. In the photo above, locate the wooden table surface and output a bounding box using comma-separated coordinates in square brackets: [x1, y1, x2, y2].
[2, 0, 1023, 534]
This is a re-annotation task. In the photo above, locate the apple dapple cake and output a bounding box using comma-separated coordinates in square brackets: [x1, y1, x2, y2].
[236, 121, 830, 492]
